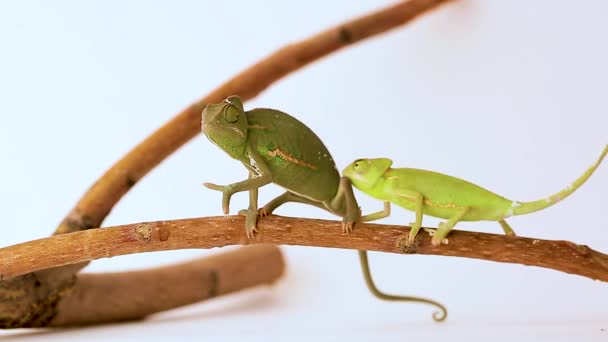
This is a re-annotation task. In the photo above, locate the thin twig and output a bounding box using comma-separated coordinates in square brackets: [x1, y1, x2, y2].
[3, 215, 607, 282]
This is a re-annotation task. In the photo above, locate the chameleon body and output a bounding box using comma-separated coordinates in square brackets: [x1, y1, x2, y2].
[201, 95, 447, 321]
[343, 145, 608, 246]
[201, 95, 359, 235]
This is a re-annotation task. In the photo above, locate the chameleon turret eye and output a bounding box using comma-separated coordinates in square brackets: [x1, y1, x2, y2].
[224, 95, 244, 112]
[224, 106, 239, 123]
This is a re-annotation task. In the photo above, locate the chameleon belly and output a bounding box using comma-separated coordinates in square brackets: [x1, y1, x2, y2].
[246, 108, 341, 202]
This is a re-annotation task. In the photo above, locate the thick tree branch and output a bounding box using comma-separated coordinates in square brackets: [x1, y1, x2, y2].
[2, 215, 607, 282]
[0, 245, 284, 328]
[0, 0, 454, 328]
[49, 245, 284, 327]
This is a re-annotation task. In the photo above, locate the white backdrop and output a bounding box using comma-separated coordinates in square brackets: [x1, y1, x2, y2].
[1, 1, 607, 341]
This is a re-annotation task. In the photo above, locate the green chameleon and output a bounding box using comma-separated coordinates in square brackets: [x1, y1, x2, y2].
[201, 95, 447, 321]
[343, 145, 608, 246]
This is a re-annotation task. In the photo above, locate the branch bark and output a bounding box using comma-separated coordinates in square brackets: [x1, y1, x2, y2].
[0, 0, 455, 328]
[2, 215, 607, 282]
[49, 245, 284, 327]
[0, 245, 284, 328]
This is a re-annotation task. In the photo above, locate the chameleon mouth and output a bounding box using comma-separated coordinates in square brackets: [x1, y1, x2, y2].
[225, 126, 245, 138]
[202, 124, 245, 139]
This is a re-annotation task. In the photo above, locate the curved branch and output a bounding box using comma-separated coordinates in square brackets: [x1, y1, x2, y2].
[55, 0, 454, 237]
[2, 215, 607, 282]
[0, 0, 455, 328]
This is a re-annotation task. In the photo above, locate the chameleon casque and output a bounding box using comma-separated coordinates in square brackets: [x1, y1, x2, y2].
[343, 145, 608, 246]
[201, 95, 447, 321]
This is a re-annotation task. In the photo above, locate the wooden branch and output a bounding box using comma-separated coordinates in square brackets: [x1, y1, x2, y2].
[49, 245, 284, 327]
[2, 215, 607, 282]
[0, 0, 455, 328]
[0, 245, 284, 329]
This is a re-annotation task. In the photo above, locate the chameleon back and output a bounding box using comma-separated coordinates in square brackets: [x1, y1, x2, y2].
[246, 108, 341, 202]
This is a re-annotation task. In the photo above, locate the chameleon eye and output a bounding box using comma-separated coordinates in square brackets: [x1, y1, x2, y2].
[224, 106, 239, 123]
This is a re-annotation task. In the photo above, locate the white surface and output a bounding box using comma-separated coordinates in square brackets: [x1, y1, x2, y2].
[1, 0, 607, 340]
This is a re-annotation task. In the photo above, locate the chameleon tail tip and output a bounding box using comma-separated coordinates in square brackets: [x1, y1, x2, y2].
[432, 309, 448, 322]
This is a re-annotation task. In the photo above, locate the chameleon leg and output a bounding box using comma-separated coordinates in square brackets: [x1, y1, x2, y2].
[203, 174, 271, 215]
[432, 207, 470, 246]
[258, 191, 327, 216]
[243, 171, 260, 238]
[360, 201, 391, 222]
[357, 250, 447, 322]
[408, 192, 424, 242]
[498, 219, 516, 236]
[329, 176, 361, 233]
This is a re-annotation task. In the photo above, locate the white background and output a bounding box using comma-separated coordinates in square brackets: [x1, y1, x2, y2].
[1, 0, 607, 341]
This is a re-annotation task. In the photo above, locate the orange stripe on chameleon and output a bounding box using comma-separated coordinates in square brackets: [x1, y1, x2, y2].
[267, 148, 318, 170]
[423, 199, 464, 209]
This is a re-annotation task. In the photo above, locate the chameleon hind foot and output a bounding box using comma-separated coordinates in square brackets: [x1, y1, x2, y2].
[342, 220, 355, 234]
[342, 207, 360, 234]
[498, 219, 516, 236]
[258, 207, 272, 217]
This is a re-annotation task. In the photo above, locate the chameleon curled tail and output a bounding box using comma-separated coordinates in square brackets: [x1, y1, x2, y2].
[510, 144, 608, 216]
[358, 250, 447, 322]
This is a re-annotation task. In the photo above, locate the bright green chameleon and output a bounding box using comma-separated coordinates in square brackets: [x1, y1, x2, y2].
[201, 95, 447, 321]
[343, 145, 608, 246]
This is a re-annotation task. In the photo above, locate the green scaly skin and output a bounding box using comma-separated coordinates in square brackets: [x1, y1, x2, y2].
[343, 145, 608, 246]
[201, 95, 447, 322]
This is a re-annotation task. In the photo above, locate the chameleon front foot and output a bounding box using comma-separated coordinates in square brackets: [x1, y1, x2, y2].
[241, 208, 259, 238]
[396, 235, 417, 254]
[431, 237, 447, 247]
[393, 221, 422, 252]
[421, 228, 448, 246]
[237, 209, 260, 238]
[203, 182, 234, 214]
[392, 223, 420, 251]
[431, 207, 467, 246]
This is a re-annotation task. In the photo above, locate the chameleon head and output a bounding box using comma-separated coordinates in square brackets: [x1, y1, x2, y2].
[201, 95, 249, 158]
[342, 158, 393, 191]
